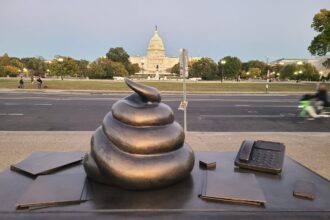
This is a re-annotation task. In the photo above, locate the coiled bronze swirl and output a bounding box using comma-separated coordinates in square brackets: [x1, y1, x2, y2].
[83, 78, 195, 189]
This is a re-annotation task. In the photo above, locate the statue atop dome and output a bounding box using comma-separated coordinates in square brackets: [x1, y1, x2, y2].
[147, 26, 165, 58]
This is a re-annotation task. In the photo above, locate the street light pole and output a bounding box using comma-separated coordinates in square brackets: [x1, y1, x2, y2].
[266, 57, 270, 93]
[180, 48, 188, 134]
[220, 60, 226, 83]
[58, 57, 64, 80]
[296, 61, 303, 83]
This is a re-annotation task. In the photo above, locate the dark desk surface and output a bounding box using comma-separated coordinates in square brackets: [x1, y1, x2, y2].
[0, 151, 329, 220]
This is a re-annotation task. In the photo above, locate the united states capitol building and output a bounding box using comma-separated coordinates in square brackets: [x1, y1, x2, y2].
[129, 27, 200, 76]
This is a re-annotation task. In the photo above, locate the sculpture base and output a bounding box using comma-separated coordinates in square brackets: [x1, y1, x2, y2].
[1, 152, 330, 220]
[83, 127, 195, 190]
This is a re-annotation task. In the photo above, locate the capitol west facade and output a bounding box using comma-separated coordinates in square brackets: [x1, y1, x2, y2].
[130, 28, 200, 75]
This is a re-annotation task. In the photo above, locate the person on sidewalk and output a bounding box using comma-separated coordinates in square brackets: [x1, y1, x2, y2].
[18, 77, 24, 89]
[36, 76, 43, 89]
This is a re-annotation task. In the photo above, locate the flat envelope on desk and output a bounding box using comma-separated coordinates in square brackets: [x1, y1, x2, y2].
[11, 151, 85, 176]
[16, 173, 86, 209]
[200, 171, 266, 206]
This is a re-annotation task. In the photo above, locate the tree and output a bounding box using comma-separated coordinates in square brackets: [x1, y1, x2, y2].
[76, 59, 89, 77]
[0, 66, 5, 77]
[21, 57, 47, 76]
[323, 59, 330, 69]
[48, 57, 79, 78]
[171, 63, 180, 75]
[87, 58, 113, 79]
[111, 62, 128, 77]
[0, 54, 23, 77]
[270, 64, 284, 74]
[247, 60, 267, 76]
[4, 65, 20, 77]
[247, 67, 261, 78]
[241, 62, 249, 72]
[106, 47, 130, 66]
[308, 9, 330, 56]
[300, 63, 320, 81]
[0, 53, 11, 67]
[127, 63, 140, 75]
[279, 64, 297, 80]
[190, 58, 217, 80]
[279, 63, 320, 81]
[9, 58, 24, 70]
[218, 56, 242, 79]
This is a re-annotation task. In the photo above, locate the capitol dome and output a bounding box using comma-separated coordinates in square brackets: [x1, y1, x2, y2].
[147, 28, 165, 57]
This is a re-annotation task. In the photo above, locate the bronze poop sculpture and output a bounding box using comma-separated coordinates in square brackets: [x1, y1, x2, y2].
[83, 78, 195, 190]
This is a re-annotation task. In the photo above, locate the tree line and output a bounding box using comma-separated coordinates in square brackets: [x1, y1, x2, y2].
[170, 57, 322, 81]
[0, 47, 140, 79]
[0, 51, 323, 81]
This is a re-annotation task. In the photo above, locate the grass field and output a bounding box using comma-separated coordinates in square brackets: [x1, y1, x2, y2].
[0, 78, 328, 93]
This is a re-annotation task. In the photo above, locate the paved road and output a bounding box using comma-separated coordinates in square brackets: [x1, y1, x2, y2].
[0, 92, 329, 132]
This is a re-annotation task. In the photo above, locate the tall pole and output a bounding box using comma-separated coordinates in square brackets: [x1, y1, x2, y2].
[220, 60, 226, 83]
[266, 57, 269, 93]
[183, 66, 187, 134]
[180, 48, 188, 134]
[183, 49, 187, 134]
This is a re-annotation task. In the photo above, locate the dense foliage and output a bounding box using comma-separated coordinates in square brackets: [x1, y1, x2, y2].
[189, 58, 218, 80]
[308, 9, 330, 56]
[218, 56, 242, 79]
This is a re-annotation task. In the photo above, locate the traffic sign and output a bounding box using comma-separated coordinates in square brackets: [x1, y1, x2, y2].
[178, 101, 188, 111]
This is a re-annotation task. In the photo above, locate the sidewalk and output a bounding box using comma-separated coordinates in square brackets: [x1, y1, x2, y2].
[0, 131, 329, 180]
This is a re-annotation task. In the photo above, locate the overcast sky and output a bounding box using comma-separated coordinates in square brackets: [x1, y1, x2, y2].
[0, 0, 329, 62]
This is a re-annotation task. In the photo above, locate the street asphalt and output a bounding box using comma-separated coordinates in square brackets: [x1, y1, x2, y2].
[0, 91, 330, 132]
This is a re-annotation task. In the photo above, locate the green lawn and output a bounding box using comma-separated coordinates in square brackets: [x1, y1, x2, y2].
[0, 78, 328, 93]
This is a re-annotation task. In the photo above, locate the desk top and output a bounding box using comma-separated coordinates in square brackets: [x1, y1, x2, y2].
[0, 151, 329, 220]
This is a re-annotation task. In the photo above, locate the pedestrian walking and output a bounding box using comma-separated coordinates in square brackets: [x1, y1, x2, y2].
[18, 77, 24, 89]
[37, 76, 42, 89]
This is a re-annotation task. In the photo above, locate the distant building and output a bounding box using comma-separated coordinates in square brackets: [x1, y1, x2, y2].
[130, 27, 200, 75]
[270, 56, 330, 77]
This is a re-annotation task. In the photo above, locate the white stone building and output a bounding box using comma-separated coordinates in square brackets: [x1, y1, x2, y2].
[270, 56, 330, 77]
[130, 28, 200, 75]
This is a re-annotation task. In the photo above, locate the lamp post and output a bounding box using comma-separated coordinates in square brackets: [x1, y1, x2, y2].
[296, 61, 303, 83]
[220, 60, 226, 83]
[57, 57, 64, 80]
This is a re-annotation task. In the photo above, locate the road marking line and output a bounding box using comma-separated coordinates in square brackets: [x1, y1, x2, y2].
[164, 99, 297, 103]
[235, 105, 250, 107]
[34, 104, 53, 106]
[4, 103, 20, 105]
[0, 113, 24, 116]
[199, 114, 296, 118]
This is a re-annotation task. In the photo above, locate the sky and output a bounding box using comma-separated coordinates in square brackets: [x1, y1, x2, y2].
[0, 0, 329, 62]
